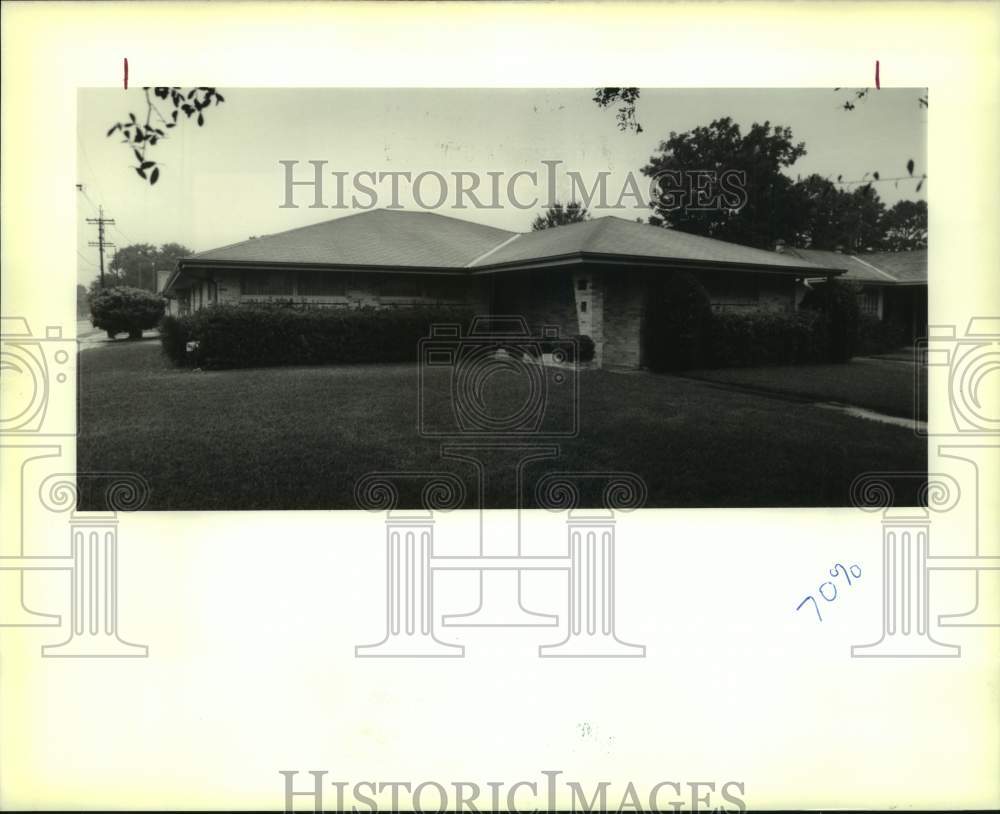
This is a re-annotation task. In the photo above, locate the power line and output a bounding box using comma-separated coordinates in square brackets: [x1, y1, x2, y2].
[830, 175, 927, 188]
[76, 250, 97, 268]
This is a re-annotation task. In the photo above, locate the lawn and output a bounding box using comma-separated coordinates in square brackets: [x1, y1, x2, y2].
[681, 357, 926, 421]
[77, 342, 927, 510]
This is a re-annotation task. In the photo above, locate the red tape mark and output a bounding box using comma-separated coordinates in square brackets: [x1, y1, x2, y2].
[124, 57, 129, 90]
[875, 60, 880, 89]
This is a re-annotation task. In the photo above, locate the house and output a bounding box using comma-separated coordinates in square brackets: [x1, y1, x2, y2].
[782, 246, 928, 343]
[160, 209, 843, 368]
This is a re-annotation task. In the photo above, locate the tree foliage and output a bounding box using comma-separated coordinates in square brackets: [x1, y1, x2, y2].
[787, 175, 888, 251]
[593, 88, 642, 133]
[880, 199, 927, 251]
[93, 242, 193, 293]
[642, 117, 808, 249]
[531, 201, 591, 231]
[107, 87, 225, 185]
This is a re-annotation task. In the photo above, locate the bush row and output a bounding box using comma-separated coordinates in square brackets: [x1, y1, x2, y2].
[707, 310, 828, 368]
[857, 314, 910, 356]
[160, 304, 597, 370]
[645, 273, 863, 371]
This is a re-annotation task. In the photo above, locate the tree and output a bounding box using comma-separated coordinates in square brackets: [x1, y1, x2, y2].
[89, 286, 166, 340]
[787, 174, 886, 252]
[641, 117, 808, 250]
[842, 184, 887, 252]
[879, 199, 927, 251]
[531, 201, 591, 231]
[104, 242, 193, 291]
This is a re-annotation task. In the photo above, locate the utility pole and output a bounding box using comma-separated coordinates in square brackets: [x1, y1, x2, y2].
[86, 206, 116, 287]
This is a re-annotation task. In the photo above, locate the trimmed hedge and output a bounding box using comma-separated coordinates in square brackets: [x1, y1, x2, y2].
[857, 314, 909, 356]
[160, 306, 597, 370]
[162, 305, 476, 369]
[90, 286, 166, 339]
[707, 310, 828, 368]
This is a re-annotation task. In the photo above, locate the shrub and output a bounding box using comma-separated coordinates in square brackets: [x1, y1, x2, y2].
[857, 315, 909, 356]
[90, 286, 166, 340]
[800, 279, 861, 363]
[158, 315, 189, 365]
[160, 304, 475, 370]
[707, 310, 828, 368]
[643, 271, 714, 371]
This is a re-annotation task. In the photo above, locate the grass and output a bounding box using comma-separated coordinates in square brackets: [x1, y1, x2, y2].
[681, 358, 926, 421]
[77, 342, 927, 510]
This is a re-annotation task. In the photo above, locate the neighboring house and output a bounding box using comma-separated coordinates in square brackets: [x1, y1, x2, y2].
[161, 210, 842, 369]
[783, 246, 928, 343]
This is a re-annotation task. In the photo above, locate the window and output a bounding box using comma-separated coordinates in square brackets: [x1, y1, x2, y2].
[241, 271, 293, 296]
[707, 275, 759, 309]
[424, 277, 464, 303]
[379, 276, 422, 298]
[580, 301, 588, 313]
[298, 271, 347, 297]
[577, 278, 589, 291]
[859, 289, 880, 317]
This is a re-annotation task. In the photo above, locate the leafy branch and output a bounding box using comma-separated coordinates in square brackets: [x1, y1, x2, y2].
[593, 87, 643, 134]
[106, 87, 226, 185]
[834, 87, 928, 111]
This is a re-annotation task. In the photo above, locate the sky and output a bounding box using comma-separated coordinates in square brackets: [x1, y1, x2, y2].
[76, 87, 927, 287]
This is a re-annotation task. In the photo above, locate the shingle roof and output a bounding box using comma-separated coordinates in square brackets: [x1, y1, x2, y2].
[471, 216, 835, 272]
[178, 209, 837, 277]
[185, 209, 516, 269]
[783, 246, 927, 285]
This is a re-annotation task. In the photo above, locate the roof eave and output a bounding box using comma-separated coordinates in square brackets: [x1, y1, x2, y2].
[471, 250, 846, 276]
[177, 258, 471, 275]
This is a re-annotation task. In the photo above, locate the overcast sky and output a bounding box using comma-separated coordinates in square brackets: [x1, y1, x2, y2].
[76, 88, 927, 286]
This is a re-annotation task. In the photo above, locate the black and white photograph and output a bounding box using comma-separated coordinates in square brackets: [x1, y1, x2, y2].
[75, 87, 929, 510]
[4, 3, 999, 812]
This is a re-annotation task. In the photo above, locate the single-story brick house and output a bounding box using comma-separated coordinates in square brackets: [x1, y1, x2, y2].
[784, 246, 928, 343]
[160, 209, 844, 368]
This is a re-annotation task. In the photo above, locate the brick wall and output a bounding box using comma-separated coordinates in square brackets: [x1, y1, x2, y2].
[601, 271, 646, 369]
[487, 270, 580, 339]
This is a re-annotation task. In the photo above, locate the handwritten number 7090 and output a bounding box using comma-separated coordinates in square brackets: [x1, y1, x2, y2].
[796, 563, 862, 622]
